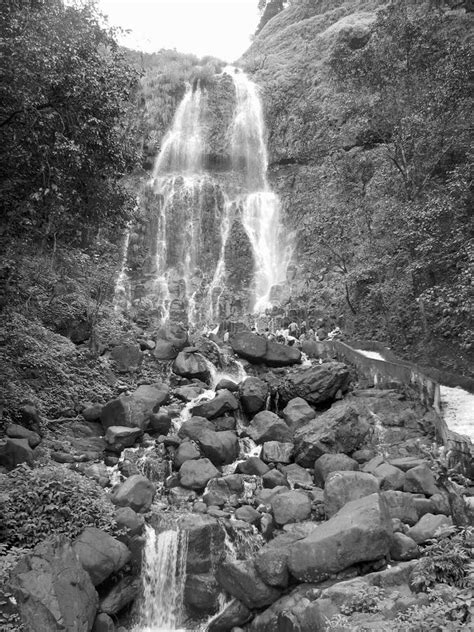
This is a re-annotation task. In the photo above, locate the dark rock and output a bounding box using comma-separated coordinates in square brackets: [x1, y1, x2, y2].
[82, 404, 103, 422]
[216, 378, 239, 392]
[261, 441, 293, 464]
[0, 437, 34, 470]
[92, 613, 115, 632]
[99, 576, 139, 615]
[271, 491, 311, 525]
[235, 505, 261, 525]
[178, 416, 215, 442]
[19, 404, 43, 434]
[407, 513, 453, 544]
[403, 464, 439, 496]
[236, 456, 269, 476]
[198, 430, 239, 466]
[313, 453, 359, 486]
[174, 385, 205, 402]
[288, 493, 393, 582]
[239, 376, 269, 415]
[281, 397, 316, 432]
[216, 559, 281, 609]
[73, 527, 131, 586]
[213, 415, 236, 431]
[381, 491, 419, 526]
[282, 463, 313, 489]
[324, 471, 380, 517]
[174, 440, 201, 468]
[101, 383, 169, 431]
[10, 536, 98, 632]
[176, 513, 226, 574]
[148, 410, 172, 435]
[110, 474, 155, 512]
[179, 458, 220, 490]
[255, 545, 289, 588]
[206, 598, 251, 632]
[191, 389, 239, 419]
[185, 573, 220, 614]
[104, 426, 143, 453]
[6, 424, 41, 447]
[390, 533, 419, 561]
[373, 462, 406, 491]
[230, 332, 267, 363]
[115, 507, 145, 536]
[110, 343, 142, 372]
[294, 402, 371, 467]
[173, 350, 210, 381]
[154, 323, 188, 360]
[246, 411, 292, 444]
[276, 362, 351, 405]
[263, 469, 290, 489]
[264, 340, 301, 367]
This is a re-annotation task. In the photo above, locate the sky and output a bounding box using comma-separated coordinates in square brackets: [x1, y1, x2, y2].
[97, 0, 260, 62]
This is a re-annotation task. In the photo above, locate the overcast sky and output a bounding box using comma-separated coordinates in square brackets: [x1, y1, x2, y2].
[97, 0, 260, 62]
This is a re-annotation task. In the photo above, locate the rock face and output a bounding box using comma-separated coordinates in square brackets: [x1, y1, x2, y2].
[288, 493, 393, 582]
[10, 536, 98, 632]
[239, 376, 269, 414]
[246, 411, 293, 444]
[173, 349, 211, 381]
[72, 527, 131, 586]
[216, 559, 281, 609]
[110, 474, 155, 512]
[323, 471, 380, 517]
[294, 402, 371, 467]
[276, 362, 351, 405]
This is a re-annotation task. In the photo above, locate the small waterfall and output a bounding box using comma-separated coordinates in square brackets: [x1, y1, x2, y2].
[113, 225, 132, 313]
[134, 524, 188, 632]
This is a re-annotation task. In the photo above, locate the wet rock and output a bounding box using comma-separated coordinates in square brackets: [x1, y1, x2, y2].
[185, 573, 220, 614]
[407, 513, 453, 544]
[248, 585, 324, 632]
[168, 486, 197, 506]
[264, 340, 301, 367]
[191, 389, 239, 419]
[178, 416, 214, 442]
[177, 513, 226, 574]
[104, 426, 143, 453]
[324, 471, 380, 517]
[115, 507, 145, 536]
[198, 429, 239, 466]
[148, 410, 172, 435]
[403, 464, 439, 496]
[174, 385, 205, 402]
[216, 559, 281, 608]
[236, 456, 269, 476]
[263, 469, 289, 489]
[255, 545, 289, 587]
[390, 532, 419, 561]
[73, 527, 131, 586]
[110, 343, 142, 372]
[281, 397, 316, 432]
[230, 331, 267, 362]
[206, 598, 251, 632]
[203, 476, 243, 507]
[154, 323, 188, 360]
[288, 493, 393, 582]
[179, 458, 220, 490]
[271, 491, 312, 525]
[214, 415, 236, 431]
[216, 378, 239, 392]
[92, 613, 115, 632]
[99, 576, 139, 615]
[173, 349, 210, 381]
[110, 474, 155, 512]
[282, 463, 313, 489]
[10, 536, 98, 632]
[381, 491, 419, 526]
[101, 383, 169, 431]
[0, 437, 34, 470]
[294, 402, 371, 467]
[374, 462, 406, 491]
[235, 505, 261, 525]
[239, 376, 269, 415]
[313, 453, 359, 486]
[174, 440, 201, 467]
[6, 424, 41, 447]
[276, 362, 351, 405]
[246, 411, 292, 444]
[261, 441, 294, 464]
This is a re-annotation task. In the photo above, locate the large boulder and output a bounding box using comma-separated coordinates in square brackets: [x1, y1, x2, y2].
[403, 464, 439, 496]
[178, 416, 215, 442]
[10, 537, 98, 632]
[198, 430, 239, 466]
[276, 362, 351, 405]
[381, 490, 419, 526]
[0, 437, 34, 470]
[271, 491, 312, 525]
[104, 426, 143, 453]
[373, 462, 406, 491]
[216, 559, 281, 609]
[176, 513, 226, 574]
[407, 513, 453, 544]
[288, 493, 393, 582]
[191, 390, 239, 419]
[72, 527, 131, 586]
[294, 402, 371, 467]
[184, 573, 220, 614]
[324, 471, 380, 517]
[230, 332, 267, 363]
[179, 458, 220, 490]
[110, 474, 155, 512]
[101, 383, 169, 431]
[154, 323, 188, 360]
[173, 349, 210, 381]
[239, 377, 269, 415]
[207, 598, 251, 632]
[110, 343, 142, 372]
[246, 411, 293, 444]
[314, 453, 359, 486]
[281, 398, 316, 432]
[263, 340, 302, 367]
[99, 576, 139, 615]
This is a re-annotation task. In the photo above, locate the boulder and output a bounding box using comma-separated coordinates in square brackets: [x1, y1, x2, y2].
[101, 383, 169, 431]
[215, 378, 239, 392]
[179, 458, 220, 490]
[99, 576, 139, 615]
[176, 513, 226, 574]
[281, 398, 316, 432]
[92, 613, 115, 632]
[73, 527, 131, 586]
[110, 474, 155, 513]
[184, 573, 220, 614]
[230, 332, 267, 363]
[110, 343, 142, 372]
[239, 376, 269, 415]
[203, 476, 243, 507]
[246, 411, 292, 444]
[191, 390, 239, 419]
[282, 463, 313, 489]
[0, 437, 34, 470]
[403, 464, 439, 496]
[261, 441, 294, 464]
[235, 505, 261, 525]
[206, 598, 251, 632]
[381, 491, 419, 526]
[115, 507, 145, 536]
[216, 559, 281, 609]
[82, 404, 103, 422]
[294, 402, 371, 467]
[148, 410, 172, 435]
[314, 453, 359, 486]
[324, 471, 380, 517]
[236, 456, 269, 476]
[104, 426, 143, 453]
[178, 416, 215, 442]
[254, 545, 289, 587]
[288, 493, 393, 582]
[271, 491, 312, 525]
[10, 537, 98, 632]
[173, 350, 210, 381]
[198, 430, 239, 466]
[407, 513, 453, 544]
[6, 424, 41, 448]
[389, 533, 419, 561]
[373, 462, 406, 491]
[276, 362, 351, 405]
[174, 385, 205, 402]
[213, 415, 236, 431]
[264, 340, 302, 367]
[174, 440, 201, 468]
[154, 324, 188, 360]
[263, 469, 290, 489]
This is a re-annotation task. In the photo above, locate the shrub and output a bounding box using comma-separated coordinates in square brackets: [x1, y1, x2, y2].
[340, 585, 386, 615]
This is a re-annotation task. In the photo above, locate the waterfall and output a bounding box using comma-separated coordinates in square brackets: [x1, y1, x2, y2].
[134, 524, 188, 632]
[113, 225, 132, 313]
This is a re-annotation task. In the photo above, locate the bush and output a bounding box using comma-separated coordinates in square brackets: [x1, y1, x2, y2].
[1, 464, 118, 549]
[339, 585, 386, 615]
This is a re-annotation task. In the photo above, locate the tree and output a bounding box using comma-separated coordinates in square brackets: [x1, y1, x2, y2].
[256, 0, 288, 34]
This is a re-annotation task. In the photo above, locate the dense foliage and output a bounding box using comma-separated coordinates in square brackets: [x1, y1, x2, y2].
[1, 0, 140, 245]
